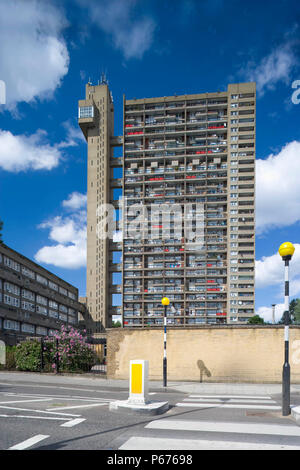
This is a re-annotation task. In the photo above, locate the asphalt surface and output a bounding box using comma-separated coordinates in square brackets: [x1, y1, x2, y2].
[0, 372, 300, 453]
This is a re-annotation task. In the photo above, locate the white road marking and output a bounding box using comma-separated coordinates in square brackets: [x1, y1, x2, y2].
[0, 414, 69, 421]
[46, 402, 107, 411]
[61, 418, 86, 427]
[0, 405, 81, 417]
[0, 383, 121, 393]
[0, 392, 111, 402]
[175, 402, 281, 410]
[8, 434, 50, 450]
[0, 398, 53, 404]
[188, 394, 273, 399]
[146, 419, 300, 437]
[119, 436, 300, 450]
[183, 398, 276, 404]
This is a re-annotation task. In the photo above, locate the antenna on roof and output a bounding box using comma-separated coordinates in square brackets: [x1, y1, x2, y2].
[100, 70, 108, 85]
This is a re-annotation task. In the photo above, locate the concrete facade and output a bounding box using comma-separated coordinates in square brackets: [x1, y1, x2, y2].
[0, 243, 85, 345]
[78, 81, 255, 332]
[107, 326, 300, 383]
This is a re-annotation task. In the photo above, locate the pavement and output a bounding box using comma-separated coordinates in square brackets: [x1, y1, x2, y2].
[1, 371, 300, 450]
[1, 370, 300, 421]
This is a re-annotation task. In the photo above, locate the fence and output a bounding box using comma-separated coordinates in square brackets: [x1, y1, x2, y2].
[39, 336, 107, 375]
[0, 336, 107, 375]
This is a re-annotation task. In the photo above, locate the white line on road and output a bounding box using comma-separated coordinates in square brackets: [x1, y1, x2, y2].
[146, 419, 300, 437]
[61, 418, 86, 427]
[0, 405, 81, 417]
[46, 403, 107, 411]
[0, 398, 53, 404]
[183, 398, 277, 404]
[8, 434, 50, 450]
[119, 436, 300, 450]
[175, 402, 281, 410]
[0, 392, 111, 402]
[0, 414, 70, 421]
[188, 395, 273, 399]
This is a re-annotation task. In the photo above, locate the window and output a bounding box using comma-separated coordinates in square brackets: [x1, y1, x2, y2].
[4, 257, 20, 272]
[49, 281, 58, 292]
[59, 286, 68, 296]
[22, 289, 35, 301]
[4, 294, 19, 307]
[36, 326, 47, 336]
[78, 106, 94, 119]
[36, 274, 47, 286]
[49, 300, 58, 309]
[21, 300, 35, 312]
[49, 310, 58, 319]
[4, 282, 20, 295]
[36, 295, 47, 306]
[36, 305, 48, 315]
[21, 323, 35, 333]
[22, 266, 35, 279]
[4, 319, 19, 330]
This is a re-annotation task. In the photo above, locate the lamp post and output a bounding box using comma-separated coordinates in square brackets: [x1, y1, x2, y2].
[161, 297, 170, 388]
[278, 242, 295, 416]
[272, 304, 276, 325]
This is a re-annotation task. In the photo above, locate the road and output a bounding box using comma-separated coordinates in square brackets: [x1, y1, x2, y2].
[0, 372, 300, 452]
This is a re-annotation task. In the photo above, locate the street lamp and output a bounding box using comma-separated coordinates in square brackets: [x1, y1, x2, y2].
[161, 297, 170, 388]
[278, 241, 295, 416]
[272, 304, 276, 325]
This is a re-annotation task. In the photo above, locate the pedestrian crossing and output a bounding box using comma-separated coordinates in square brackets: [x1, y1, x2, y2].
[118, 393, 300, 450]
[175, 393, 282, 410]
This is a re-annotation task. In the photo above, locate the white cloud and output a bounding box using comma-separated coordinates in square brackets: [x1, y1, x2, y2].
[77, 0, 156, 60]
[256, 141, 300, 233]
[0, 122, 84, 173]
[243, 41, 298, 96]
[35, 200, 87, 269]
[256, 304, 285, 323]
[0, 0, 69, 109]
[58, 121, 85, 149]
[0, 129, 61, 172]
[62, 192, 87, 211]
[256, 244, 300, 296]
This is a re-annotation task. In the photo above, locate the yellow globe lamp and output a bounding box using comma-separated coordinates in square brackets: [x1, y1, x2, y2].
[161, 297, 170, 306]
[278, 242, 295, 260]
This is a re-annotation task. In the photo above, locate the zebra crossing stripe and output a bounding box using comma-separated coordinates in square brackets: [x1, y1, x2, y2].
[175, 402, 281, 410]
[145, 419, 300, 437]
[119, 436, 300, 450]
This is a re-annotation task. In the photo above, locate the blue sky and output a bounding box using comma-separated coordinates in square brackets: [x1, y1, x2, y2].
[0, 0, 300, 322]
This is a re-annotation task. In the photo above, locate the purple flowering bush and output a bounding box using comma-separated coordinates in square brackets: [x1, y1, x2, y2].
[43, 325, 97, 372]
[16, 325, 97, 373]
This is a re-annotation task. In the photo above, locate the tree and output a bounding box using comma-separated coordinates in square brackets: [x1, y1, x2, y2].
[247, 315, 265, 325]
[112, 320, 121, 328]
[279, 299, 300, 324]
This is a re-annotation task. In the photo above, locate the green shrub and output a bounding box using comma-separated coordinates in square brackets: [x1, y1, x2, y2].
[15, 340, 41, 371]
[5, 346, 16, 370]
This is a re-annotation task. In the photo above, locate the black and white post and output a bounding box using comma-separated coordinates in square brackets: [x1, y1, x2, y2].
[161, 297, 169, 388]
[278, 242, 295, 417]
[163, 304, 167, 388]
[282, 258, 291, 416]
